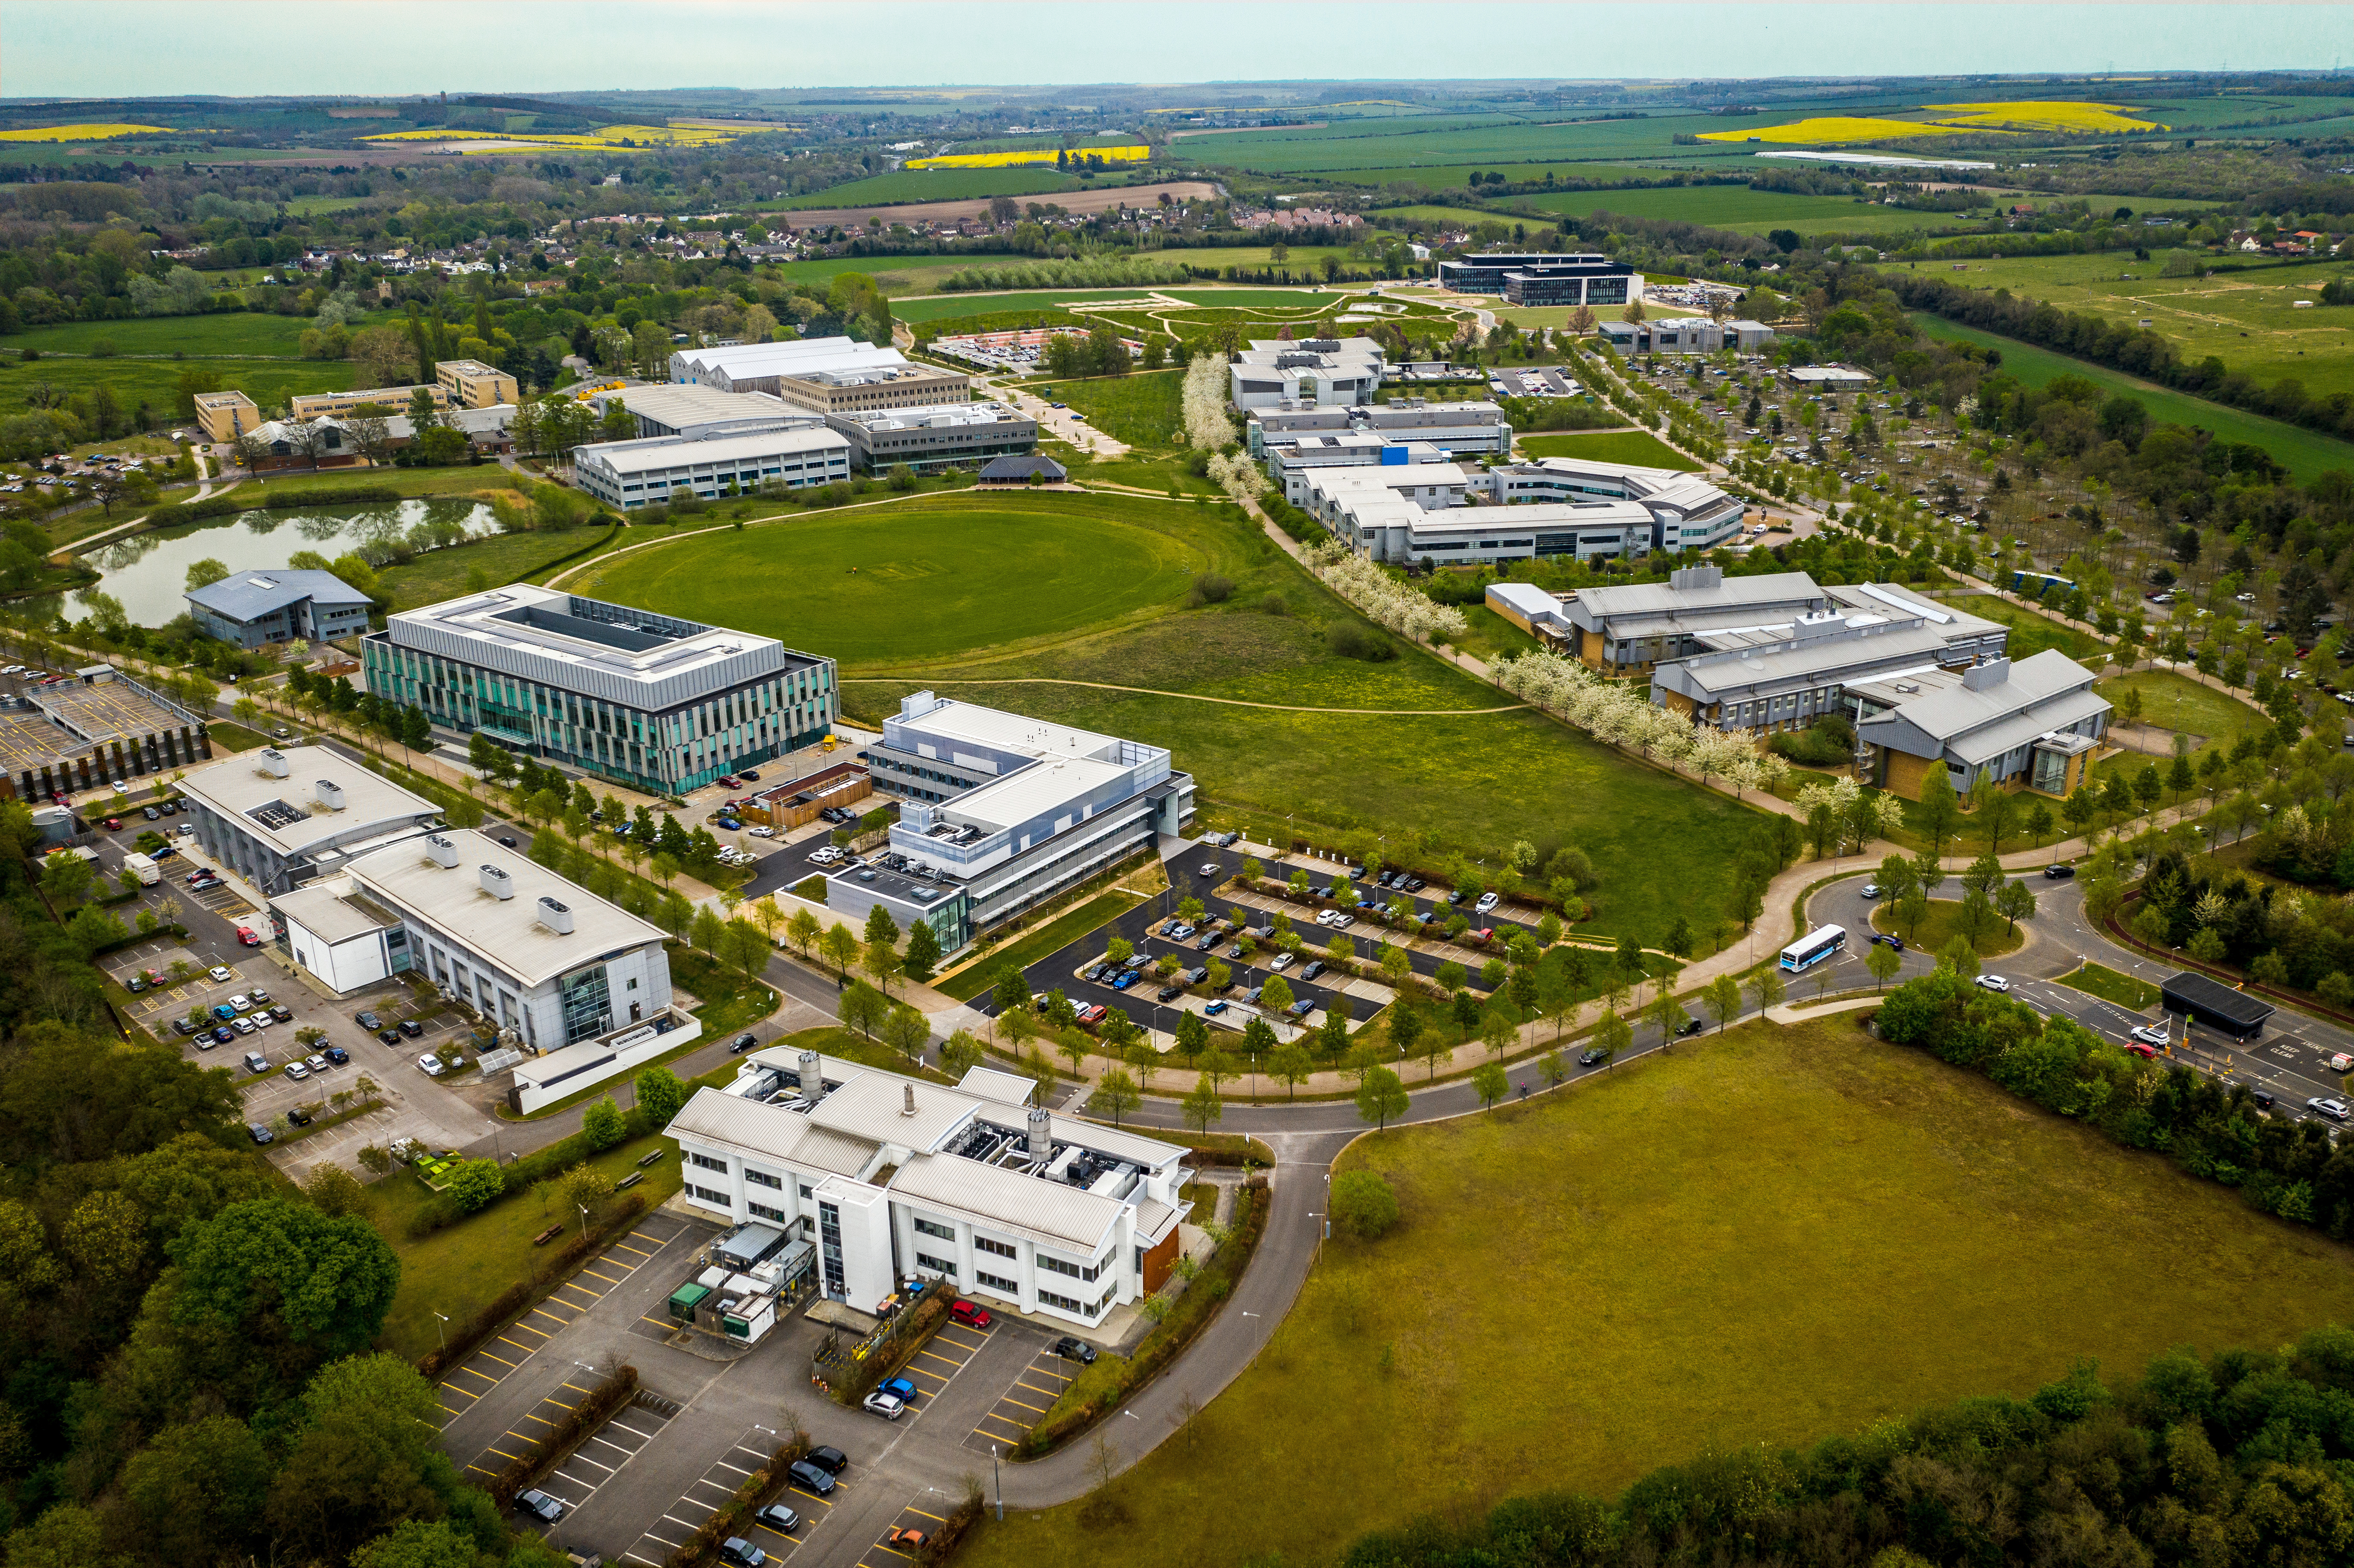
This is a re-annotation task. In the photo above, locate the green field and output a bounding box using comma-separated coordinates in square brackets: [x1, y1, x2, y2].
[1915, 313, 2354, 482]
[1513, 183, 1915, 236]
[2055, 961, 2163, 1010]
[8, 310, 401, 358]
[958, 1014, 2354, 1568]
[1342, 162, 1697, 193]
[1518, 429, 1700, 469]
[1941, 589, 2109, 661]
[1044, 368, 1185, 448]
[565, 492, 1243, 669]
[0, 354, 354, 420]
[1187, 110, 1820, 174]
[1918, 252, 2354, 402]
[375, 525, 609, 610]
[772, 167, 1088, 208]
[1365, 204, 1515, 229]
[2094, 667, 2268, 744]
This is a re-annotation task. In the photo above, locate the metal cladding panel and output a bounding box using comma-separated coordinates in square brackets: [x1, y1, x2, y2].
[385, 617, 810, 711]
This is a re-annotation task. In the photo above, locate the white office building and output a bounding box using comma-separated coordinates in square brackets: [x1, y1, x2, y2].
[1247, 399, 1513, 459]
[669, 1050, 1192, 1325]
[1228, 336, 1388, 410]
[178, 744, 445, 896]
[850, 692, 1195, 950]
[572, 420, 852, 510]
[1485, 457, 1749, 554]
[266, 828, 679, 1061]
[668, 336, 924, 394]
[364, 586, 836, 795]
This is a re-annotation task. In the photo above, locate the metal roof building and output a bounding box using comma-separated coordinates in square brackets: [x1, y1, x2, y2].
[2159, 970, 2274, 1040]
[572, 420, 851, 510]
[1853, 649, 2110, 799]
[185, 569, 374, 650]
[177, 743, 443, 896]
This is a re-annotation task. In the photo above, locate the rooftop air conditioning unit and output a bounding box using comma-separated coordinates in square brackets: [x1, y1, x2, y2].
[426, 834, 458, 868]
[480, 864, 515, 900]
[315, 780, 345, 811]
[259, 748, 290, 778]
[536, 896, 573, 935]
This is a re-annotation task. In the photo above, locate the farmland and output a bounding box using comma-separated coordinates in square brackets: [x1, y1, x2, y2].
[771, 166, 1088, 208]
[956, 1014, 2354, 1568]
[1912, 313, 2354, 481]
[1512, 182, 1922, 235]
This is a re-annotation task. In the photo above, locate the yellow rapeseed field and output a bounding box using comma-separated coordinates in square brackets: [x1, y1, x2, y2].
[361, 123, 738, 151]
[906, 145, 1149, 168]
[1926, 100, 2166, 133]
[1697, 117, 1971, 144]
[0, 123, 170, 142]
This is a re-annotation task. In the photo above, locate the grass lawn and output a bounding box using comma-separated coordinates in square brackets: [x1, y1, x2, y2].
[2095, 668, 2267, 744]
[934, 890, 1146, 1001]
[1913, 313, 2354, 482]
[205, 721, 269, 753]
[959, 1014, 2354, 1568]
[1367, 203, 1520, 228]
[0, 355, 353, 417]
[1447, 602, 1544, 666]
[566, 491, 1260, 671]
[1517, 429, 1701, 469]
[1873, 897, 2027, 957]
[668, 943, 781, 1038]
[784, 1023, 956, 1083]
[9, 309, 398, 358]
[376, 525, 613, 610]
[1514, 183, 1901, 236]
[2056, 961, 2162, 1010]
[1942, 590, 2110, 662]
[1074, 454, 1221, 496]
[1044, 368, 1184, 450]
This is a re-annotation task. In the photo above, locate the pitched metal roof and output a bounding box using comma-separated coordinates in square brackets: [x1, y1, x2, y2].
[185, 569, 372, 622]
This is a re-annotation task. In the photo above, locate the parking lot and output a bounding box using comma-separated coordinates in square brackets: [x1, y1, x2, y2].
[964, 1338, 1076, 1455]
[614, 1426, 846, 1568]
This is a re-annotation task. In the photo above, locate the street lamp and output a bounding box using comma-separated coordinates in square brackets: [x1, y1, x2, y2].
[433, 1310, 449, 1351]
[576, 1202, 589, 1242]
[993, 1443, 1003, 1522]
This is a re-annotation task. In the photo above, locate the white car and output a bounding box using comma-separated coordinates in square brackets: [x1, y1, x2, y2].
[1475, 892, 1501, 914]
[417, 1053, 445, 1077]
[283, 1061, 308, 1081]
[1973, 974, 2011, 993]
[2129, 1024, 2169, 1047]
[1860, 883, 1881, 899]
[1314, 908, 1339, 927]
[748, 826, 774, 838]
[250, 1011, 274, 1028]
[2330, 1053, 2353, 1073]
[208, 965, 233, 983]
[1269, 951, 1295, 971]
[227, 993, 251, 1012]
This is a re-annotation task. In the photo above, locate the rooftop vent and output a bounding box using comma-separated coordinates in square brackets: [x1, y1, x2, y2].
[315, 780, 345, 811]
[1026, 1103, 1052, 1163]
[1669, 564, 1724, 594]
[537, 896, 573, 935]
[797, 1049, 822, 1109]
[426, 834, 458, 868]
[259, 748, 290, 778]
[480, 864, 515, 900]
[1961, 657, 2011, 692]
[900, 1083, 918, 1118]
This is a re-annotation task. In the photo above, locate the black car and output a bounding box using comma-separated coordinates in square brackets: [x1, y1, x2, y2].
[270, 1005, 293, 1023]
[804, 1444, 848, 1475]
[323, 1045, 349, 1065]
[171, 1017, 199, 1036]
[354, 1010, 382, 1030]
[499, 835, 517, 848]
[752, 1503, 800, 1533]
[1301, 960, 1325, 981]
[1083, 964, 1109, 983]
[1678, 1013, 1705, 1037]
[377, 1029, 402, 1046]
[246, 1122, 275, 1144]
[285, 1105, 313, 1127]
[2043, 864, 2077, 880]
[729, 1031, 762, 1054]
[787, 1459, 835, 1494]
[1448, 889, 1469, 905]
[398, 1018, 425, 1038]
[1578, 1046, 1612, 1067]
[1049, 1335, 1097, 1365]
[1157, 984, 1183, 1002]
[1196, 932, 1217, 951]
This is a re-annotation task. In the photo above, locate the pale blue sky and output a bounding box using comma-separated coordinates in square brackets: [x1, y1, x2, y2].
[0, 3, 2331, 100]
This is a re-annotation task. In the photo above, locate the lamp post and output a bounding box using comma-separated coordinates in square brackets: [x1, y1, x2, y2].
[433, 1310, 449, 1351]
[993, 1443, 1003, 1522]
[576, 1202, 589, 1242]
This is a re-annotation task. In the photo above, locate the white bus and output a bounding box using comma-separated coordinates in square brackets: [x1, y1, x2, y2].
[1779, 924, 1846, 973]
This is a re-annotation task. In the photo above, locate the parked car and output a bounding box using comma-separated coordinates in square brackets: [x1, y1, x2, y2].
[246, 1122, 275, 1145]
[786, 1459, 837, 1494]
[207, 966, 232, 983]
[1860, 883, 1881, 899]
[1269, 951, 1295, 971]
[1169, 923, 1195, 940]
[1111, 971, 1137, 992]
[716, 817, 742, 831]
[717, 1541, 764, 1568]
[417, 1054, 445, 1076]
[2043, 864, 2077, 880]
[235, 927, 260, 946]
[1869, 933, 1904, 952]
[283, 1061, 308, 1081]
[1196, 932, 1218, 951]
[950, 1299, 993, 1329]
[878, 1376, 918, 1403]
[1579, 1046, 1612, 1066]
[242, 1052, 268, 1073]
[210, 1026, 234, 1046]
[355, 1010, 383, 1030]
[1157, 984, 1183, 1002]
[2130, 1024, 2170, 1047]
[1204, 999, 1228, 1016]
[212, 1003, 237, 1021]
[284, 1105, 312, 1127]
[399, 1018, 425, 1038]
[1075, 1004, 1108, 1026]
[752, 1503, 800, 1533]
[1475, 892, 1500, 914]
[803, 1446, 849, 1475]
[305, 1055, 328, 1074]
[230, 1017, 256, 1035]
[322, 1045, 349, 1065]
[886, 1529, 928, 1552]
[861, 1390, 906, 1420]
[1049, 1336, 1097, 1365]
[1288, 998, 1314, 1017]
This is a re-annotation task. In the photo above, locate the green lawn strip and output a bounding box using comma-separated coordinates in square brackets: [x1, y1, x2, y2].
[204, 721, 269, 753]
[6, 308, 404, 357]
[1912, 313, 2354, 482]
[953, 1014, 2354, 1568]
[2054, 961, 2163, 1011]
[2094, 668, 2268, 744]
[1073, 455, 1221, 495]
[933, 890, 1146, 1000]
[778, 1023, 958, 1084]
[1871, 897, 2027, 958]
[1941, 589, 2112, 662]
[377, 526, 612, 610]
[1446, 602, 1544, 666]
[374, 1127, 685, 1361]
[0, 355, 355, 416]
[669, 943, 782, 1037]
[1517, 429, 1703, 469]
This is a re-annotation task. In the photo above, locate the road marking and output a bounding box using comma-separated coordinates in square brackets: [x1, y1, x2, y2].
[609, 1240, 654, 1258]
[529, 1306, 572, 1328]
[450, 1363, 499, 1383]
[1000, 1391, 1051, 1414]
[914, 1348, 963, 1370]
[560, 1382, 595, 1397]
[909, 1506, 947, 1522]
[606, 1418, 658, 1440]
[485, 1444, 526, 1463]
[973, 1412, 1030, 1437]
[520, 1411, 557, 1427]
[712, 1459, 754, 1475]
[660, 1514, 704, 1531]
[580, 1267, 625, 1285]
[497, 1335, 538, 1354]
[567, 1452, 616, 1472]
[588, 1435, 635, 1456]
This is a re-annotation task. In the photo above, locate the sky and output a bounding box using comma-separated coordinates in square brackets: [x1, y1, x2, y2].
[0, 2, 2334, 99]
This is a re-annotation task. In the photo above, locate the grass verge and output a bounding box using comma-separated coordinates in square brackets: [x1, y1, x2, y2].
[1871, 898, 2027, 958]
[934, 890, 1147, 1001]
[2054, 961, 2164, 1011]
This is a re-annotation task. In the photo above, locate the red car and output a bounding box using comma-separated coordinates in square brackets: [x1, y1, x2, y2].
[716, 774, 741, 788]
[234, 927, 261, 947]
[949, 1300, 993, 1329]
[102, 817, 121, 831]
[2124, 1041, 2159, 1060]
[1470, 927, 1494, 944]
[1076, 1003, 1108, 1027]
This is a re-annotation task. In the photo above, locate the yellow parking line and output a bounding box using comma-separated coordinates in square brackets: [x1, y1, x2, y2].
[875, 1546, 914, 1561]
[1000, 1392, 1050, 1414]
[973, 1413, 1030, 1437]
[507, 1321, 551, 1339]
[497, 1335, 537, 1355]
[639, 1314, 675, 1329]
[530, 1308, 571, 1328]
[909, 1506, 947, 1522]
[507, 1430, 537, 1445]
[523, 1412, 557, 1427]
[451, 1364, 499, 1383]
[914, 1350, 962, 1370]
[485, 1444, 526, 1463]
[579, 1267, 624, 1285]
[608, 1240, 654, 1258]
[475, 1349, 517, 1369]
[560, 1381, 595, 1397]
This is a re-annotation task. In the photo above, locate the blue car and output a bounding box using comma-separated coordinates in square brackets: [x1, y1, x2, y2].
[878, 1376, 917, 1403]
[212, 1003, 237, 1021]
[1204, 999, 1227, 1016]
[716, 817, 742, 831]
[1289, 998, 1315, 1017]
[1112, 971, 1137, 991]
[211, 1025, 235, 1045]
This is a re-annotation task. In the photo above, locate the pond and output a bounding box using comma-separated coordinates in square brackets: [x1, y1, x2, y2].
[69, 497, 501, 627]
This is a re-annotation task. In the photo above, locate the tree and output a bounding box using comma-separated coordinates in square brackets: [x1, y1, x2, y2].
[171, 1199, 399, 1355]
[1749, 964, 1785, 1015]
[1592, 1006, 1632, 1064]
[1479, 1007, 1516, 1060]
[786, 906, 822, 957]
[1937, 935, 1981, 979]
[1355, 1065, 1408, 1130]
[1330, 1169, 1398, 1239]
[1087, 1067, 1141, 1127]
[1995, 878, 2037, 936]
[1182, 1076, 1224, 1134]
[635, 1066, 686, 1126]
[1910, 768, 1964, 856]
[1471, 1061, 1510, 1111]
[1866, 940, 1902, 990]
[902, 920, 942, 983]
[1700, 973, 1743, 1032]
[939, 1028, 985, 1080]
[185, 557, 230, 592]
[819, 921, 859, 980]
[883, 1003, 929, 1064]
[1269, 1042, 1314, 1099]
[1646, 987, 1684, 1046]
[840, 980, 887, 1039]
[582, 1094, 627, 1150]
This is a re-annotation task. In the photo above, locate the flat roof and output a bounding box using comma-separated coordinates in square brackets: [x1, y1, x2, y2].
[271, 881, 396, 945]
[833, 400, 1024, 432]
[2161, 970, 2274, 1027]
[595, 385, 806, 426]
[186, 569, 373, 622]
[576, 423, 848, 475]
[1571, 569, 1823, 623]
[34, 680, 193, 747]
[178, 745, 439, 857]
[344, 828, 665, 987]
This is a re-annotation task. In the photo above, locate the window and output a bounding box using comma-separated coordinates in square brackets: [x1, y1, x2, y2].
[1039, 1288, 1082, 1313]
[749, 1201, 787, 1223]
[799, 1184, 813, 1199]
[745, 1168, 782, 1190]
[975, 1235, 1017, 1260]
[975, 1269, 1018, 1294]
[915, 1252, 958, 1277]
[1039, 1252, 1098, 1282]
[913, 1217, 956, 1242]
[690, 1153, 728, 1173]
[686, 1183, 729, 1207]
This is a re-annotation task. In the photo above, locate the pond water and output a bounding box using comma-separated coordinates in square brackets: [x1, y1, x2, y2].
[70, 497, 500, 626]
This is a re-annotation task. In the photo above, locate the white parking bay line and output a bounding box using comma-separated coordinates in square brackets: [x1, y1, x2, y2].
[605, 1419, 659, 1440]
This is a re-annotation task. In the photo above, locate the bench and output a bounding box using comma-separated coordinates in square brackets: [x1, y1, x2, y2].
[636, 1149, 664, 1167]
[615, 1172, 643, 1191]
[531, 1224, 564, 1245]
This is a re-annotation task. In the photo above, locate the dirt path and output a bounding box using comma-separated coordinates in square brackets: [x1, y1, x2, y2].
[838, 674, 1526, 716]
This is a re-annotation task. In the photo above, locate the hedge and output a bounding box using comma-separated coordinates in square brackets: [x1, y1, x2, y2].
[413, 1192, 648, 1381]
[489, 1365, 638, 1506]
[828, 1285, 951, 1407]
[660, 1433, 811, 1568]
[1016, 1176, 1268, 1457]
[403, 1104, 660, 1237]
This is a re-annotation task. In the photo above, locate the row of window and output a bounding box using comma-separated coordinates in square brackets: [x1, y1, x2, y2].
[687, 1183, 729, 1207]
[915, 1251, 957, 1277]
[975, 1268, 1018, 1294]
[690, 1152, 727, 1173]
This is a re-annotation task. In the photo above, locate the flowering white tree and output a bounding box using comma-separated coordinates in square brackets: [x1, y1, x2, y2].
[1309, 545, 1468, 644]
[1181, 353, 1233, 450]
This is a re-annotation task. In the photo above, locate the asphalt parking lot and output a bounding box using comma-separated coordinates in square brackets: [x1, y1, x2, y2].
[963, 1336, 1076, 1455]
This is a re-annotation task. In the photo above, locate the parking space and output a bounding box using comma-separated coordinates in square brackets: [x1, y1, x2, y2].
[884, 1315, 990, 1417]
[436, 1214, 695, 1427]
[855, 1497, 956, 1568]
[527, 1388, 679, 1522]
[620, 1431, 848, 1568]
[963, 1343, 1075, 1454]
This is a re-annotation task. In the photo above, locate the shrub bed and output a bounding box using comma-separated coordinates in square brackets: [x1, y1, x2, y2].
[489, 1365, 638, 1506]
[828, 1285, 952, 1407]
[660, 1433, 811, 1568]
[404, 1107, 663, 1237]
[413, 1192, 648, 1380]
[1015, 1176, 1268, 1457]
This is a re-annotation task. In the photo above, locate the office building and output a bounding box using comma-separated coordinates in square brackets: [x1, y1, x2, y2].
[435, 358, 519, 408]
[826, 401, 1036, 474]
[1596, 318, 1775, 355]
[186, 569, 375, 650]
[1246, 399, 1512, 459]
[573, 421, 853, 510]
[1853, 650, 2110, 798]
[669, 1048, 1191, 1324]
[363, 586, 836, 795]
[178, 744, 444, 896]
[1558, 566, 1831, 674]
[1228, 337, 1387, 411]
[1785, 366, 1877, 389]
[1485, 582, 1575, 643]
[1438, 251, 1643, 304]
[289, 384, 448, 421]
[0, 668, 211, 803]
[267, 828, 678, 1061]
[1270, 437, 1450, 506]
[1650, 585, 2009, 737]
[668, 337, 965, 404]
[193, 390, 260, 443]
[771, 362, 971, 417]
[852, 692, 1194, 951]
[588, 385, 819, 439]
[1485, 456, 1749, 554]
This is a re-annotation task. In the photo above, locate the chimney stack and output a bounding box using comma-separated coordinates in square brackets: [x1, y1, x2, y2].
[1026, 1104, 1052, 1163]
[900, 1083, 917, 1118]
